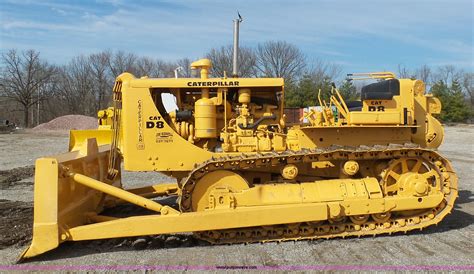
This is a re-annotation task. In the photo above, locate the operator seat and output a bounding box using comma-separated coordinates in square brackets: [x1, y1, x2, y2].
[360, 79, 400, 100]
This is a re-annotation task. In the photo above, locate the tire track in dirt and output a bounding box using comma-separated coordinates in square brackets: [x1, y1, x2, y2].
[0, 199, 33, 249]
[0, 166, 35, 249]
[0, 166, 34, 189]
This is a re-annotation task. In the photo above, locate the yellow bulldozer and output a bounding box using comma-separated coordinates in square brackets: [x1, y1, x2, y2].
[20, 21, 457, 260]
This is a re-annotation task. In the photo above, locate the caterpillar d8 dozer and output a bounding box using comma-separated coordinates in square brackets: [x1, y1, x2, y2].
[20, 20, 457, 260]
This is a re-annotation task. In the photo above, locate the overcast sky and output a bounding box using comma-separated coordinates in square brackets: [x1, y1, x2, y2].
[1, 0, 472, 73]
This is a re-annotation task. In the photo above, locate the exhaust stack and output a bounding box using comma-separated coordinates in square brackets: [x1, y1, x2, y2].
[232, 12, 243, 77]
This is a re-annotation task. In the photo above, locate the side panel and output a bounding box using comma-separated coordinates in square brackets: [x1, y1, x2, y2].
[349, 112, 401, 124]
[412, 92, 444, 148]
[120, 82, 214, 172]
[295, 126, 413, 149]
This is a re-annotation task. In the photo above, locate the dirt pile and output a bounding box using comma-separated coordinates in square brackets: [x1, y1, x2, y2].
[33, 115, 97, 131]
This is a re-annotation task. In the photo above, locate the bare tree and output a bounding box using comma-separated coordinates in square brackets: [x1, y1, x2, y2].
[432, 65, 462, 84]
[397, 64, 413, 79]
[176, 58, 193, 78]
[415, 65, 432, 84]
[461, 72, 474, 110]
[307, 58, 342, 82]
[56, 55, 96, 115]
[293, 59, 343, 102]
[206, 45, 257, 77]
[0, 49, 56, 127]
[88, 51, 113, 111]
[157, 60, 178, 78]
[135, 56, 161, 77]
[255, 41, 306, 82]
[107, 50, 139, 77]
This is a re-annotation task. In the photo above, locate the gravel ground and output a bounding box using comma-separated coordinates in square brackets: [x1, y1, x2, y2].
[0, 126, 472, 270]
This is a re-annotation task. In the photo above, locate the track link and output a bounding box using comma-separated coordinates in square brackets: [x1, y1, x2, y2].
[179, 144, 458, 244]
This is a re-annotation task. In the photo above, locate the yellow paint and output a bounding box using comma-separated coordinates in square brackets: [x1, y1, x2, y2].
[20, 58, 456, 261]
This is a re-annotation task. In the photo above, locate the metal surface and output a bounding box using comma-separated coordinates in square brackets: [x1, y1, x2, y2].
[232, 13, 243, 77]
[20, 57, 457, 261]
[67, 170, 178, 215]
[182, 145, 456, 244]
[21, 142, 457, 260]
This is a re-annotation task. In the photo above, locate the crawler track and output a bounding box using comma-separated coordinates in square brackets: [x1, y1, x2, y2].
[179, 144, 458, 244]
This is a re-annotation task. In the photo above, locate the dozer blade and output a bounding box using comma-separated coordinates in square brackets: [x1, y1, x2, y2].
[20, 137, 181, 261]
[69, 129, 112, 151]
[20, 138, 115, 260]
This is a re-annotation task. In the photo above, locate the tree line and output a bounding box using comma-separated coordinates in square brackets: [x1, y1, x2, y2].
[1, 41, 472, 127]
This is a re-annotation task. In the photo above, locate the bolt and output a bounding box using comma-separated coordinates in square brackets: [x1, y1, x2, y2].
[398, 219, 406, 227]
